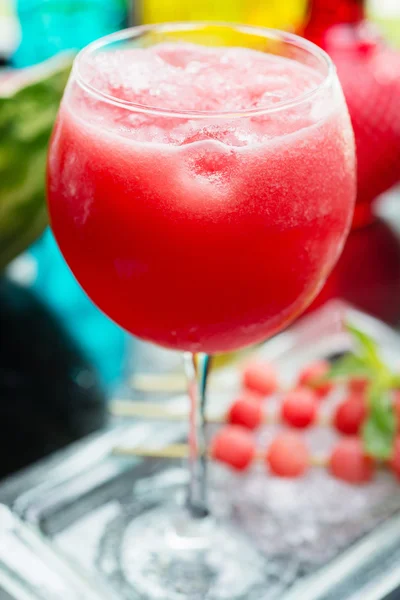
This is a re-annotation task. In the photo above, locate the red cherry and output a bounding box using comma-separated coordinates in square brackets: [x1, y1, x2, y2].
[242, 360, 278, 397]
[281, 388, 318, 429]
[211, 425, 256, 471]
[329, 438, 375, 484]
[334, 392, 367, 436]
[393, 391, 400, 432]
[298, 360, 333, 398]
[390, 436, 400, 480]
[266, 432, 310, 478]
[227, 395, 263, 431]
[348, 376, 369, 394]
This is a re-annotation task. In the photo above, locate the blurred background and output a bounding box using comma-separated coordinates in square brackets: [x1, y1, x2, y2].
[0, 0, 399, 477]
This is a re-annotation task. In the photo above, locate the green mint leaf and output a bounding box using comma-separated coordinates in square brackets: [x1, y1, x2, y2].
[346, 322, 391, 381]
[363, 419, 393, 460]
[346, 323, 378, 355]
[390, 374, 400, 389]
[327, 353, 370, 380]
[362, 382, 395, 460]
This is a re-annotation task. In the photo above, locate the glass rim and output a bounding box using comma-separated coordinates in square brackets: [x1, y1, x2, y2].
[74, 21, 336, 120]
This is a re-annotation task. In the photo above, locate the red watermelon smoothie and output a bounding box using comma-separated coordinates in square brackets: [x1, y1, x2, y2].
[48, 42, 356, 354]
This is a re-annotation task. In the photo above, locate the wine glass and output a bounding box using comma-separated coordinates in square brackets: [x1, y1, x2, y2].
[47, 22, 356, 599]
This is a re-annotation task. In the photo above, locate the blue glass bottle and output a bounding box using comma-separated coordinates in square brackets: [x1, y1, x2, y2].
[13, 0, 130, 389]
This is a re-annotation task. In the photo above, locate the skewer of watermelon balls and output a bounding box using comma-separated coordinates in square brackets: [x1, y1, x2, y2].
[210, 359, 400, 484]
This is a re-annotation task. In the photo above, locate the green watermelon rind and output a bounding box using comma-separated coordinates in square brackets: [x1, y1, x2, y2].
[0, 55, 73, 271]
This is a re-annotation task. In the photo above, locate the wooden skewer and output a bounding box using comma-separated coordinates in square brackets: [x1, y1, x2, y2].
[112, 400, 226, 422]
[128, 371, 333, 395]
[128, 350, 255, 393]
[112, 443, 328, 467]
[129, 372, 233, 393]
[111, 400, 198, 421]
[110, 399, 332, 427]
[130, 373, 188, 393]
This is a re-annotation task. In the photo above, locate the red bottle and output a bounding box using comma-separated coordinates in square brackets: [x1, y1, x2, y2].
[304, 0, 400, 229]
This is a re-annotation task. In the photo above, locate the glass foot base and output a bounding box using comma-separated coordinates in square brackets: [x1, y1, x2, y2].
[96, 469, 297, 599]
[121, 507, 269, 600]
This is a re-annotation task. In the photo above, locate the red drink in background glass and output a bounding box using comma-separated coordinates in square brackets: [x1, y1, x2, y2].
[304, 0, 400, 323]
[304, 0, 400, 228]
[48, 42, 355, 354]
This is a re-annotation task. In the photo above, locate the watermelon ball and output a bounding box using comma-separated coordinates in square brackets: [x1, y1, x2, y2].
[211, 425, 256, 471]
[298, 360, 333, 398]
[393, 390, 400, 431]
[266, 432, 310, 478]
[333, 392, 367, 436]
[390, 436, 400, 480]
[281, 387, 318, 429]
[348, 376, 369, 394]
[329, 437, 375, 484]
[227, 395, 263, 431]
[242, 360, 278, 398]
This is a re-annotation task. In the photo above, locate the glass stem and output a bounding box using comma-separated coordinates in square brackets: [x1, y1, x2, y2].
[184, 352, 211, 519]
